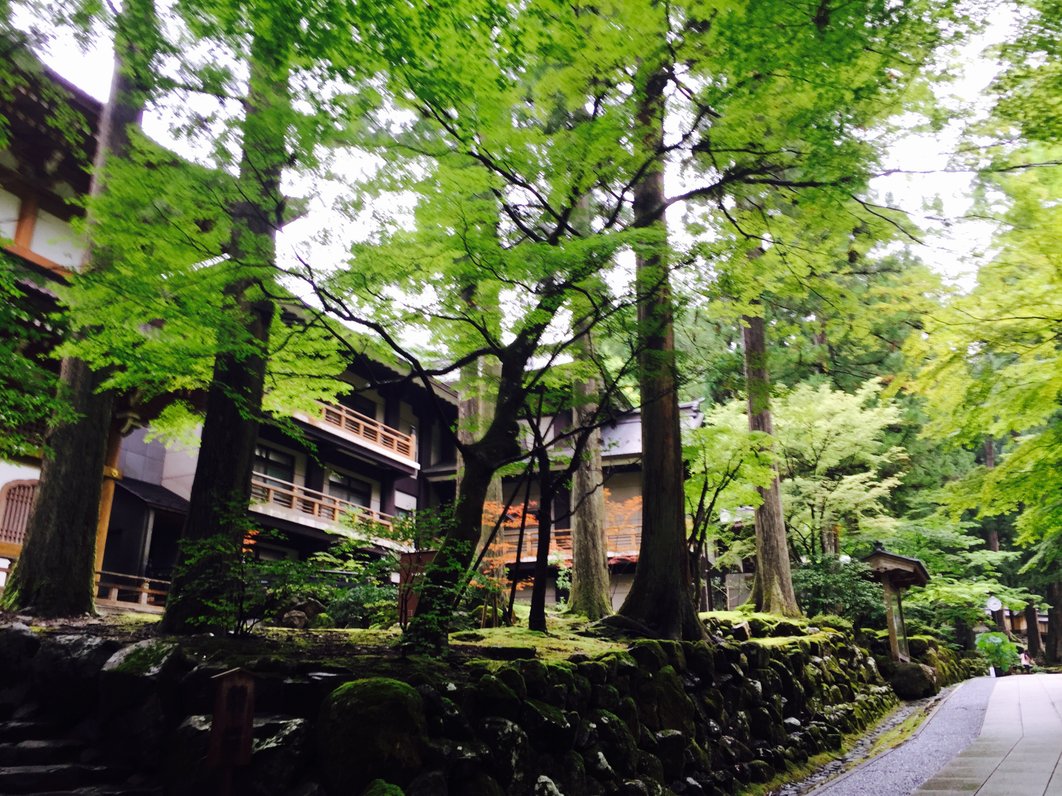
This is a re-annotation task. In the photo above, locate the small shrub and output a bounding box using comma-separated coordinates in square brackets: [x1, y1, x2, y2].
[328, 584, 397, 628]
[975, 631, 1019, 673]
[793, 556, 885, 629]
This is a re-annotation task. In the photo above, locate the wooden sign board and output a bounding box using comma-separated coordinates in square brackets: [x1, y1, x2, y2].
[207, 668, 256, 769]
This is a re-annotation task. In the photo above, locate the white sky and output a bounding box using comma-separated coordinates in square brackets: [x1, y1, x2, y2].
[19, 10, 1013, 293]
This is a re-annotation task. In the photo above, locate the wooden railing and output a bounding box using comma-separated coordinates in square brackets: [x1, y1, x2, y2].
[250, 473, 394, 532]
[302, 402, 416, 462]
[95, 570, 170, 612]
[0, 559, 169, 613]
[498, 524, 642, 562]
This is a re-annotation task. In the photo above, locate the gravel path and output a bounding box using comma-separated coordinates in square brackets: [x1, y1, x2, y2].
[804, 677, 997, 796]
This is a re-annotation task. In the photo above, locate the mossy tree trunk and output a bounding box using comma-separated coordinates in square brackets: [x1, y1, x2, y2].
[615, 65, 704, 641]
[1024, 601, 1042, 658]
[528, 446, 555, 633]
[568, 363, 612, 621]
[161, 18, 291, 633]
[742, 313, 800, 618]
[2, 0, 157, 616]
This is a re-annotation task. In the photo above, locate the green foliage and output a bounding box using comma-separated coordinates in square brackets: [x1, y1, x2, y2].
[327, 586, 396, 630]
[310, 538, 401, 629]
[773, 380, 906, 554]
[705, 379, 909, 559]
[0, 257, 71, 458]
[975, 631, 1020, 673]
[791, 557, 884, 628]
[169, 532, 317, 635]
[684, 403, 774, 529]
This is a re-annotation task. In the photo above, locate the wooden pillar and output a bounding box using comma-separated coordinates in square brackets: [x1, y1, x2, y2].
[883, 578, 900, 661]
[380, 476, 396, 516]
[94, 422, 123, 574]
[416, 411, 434, 509]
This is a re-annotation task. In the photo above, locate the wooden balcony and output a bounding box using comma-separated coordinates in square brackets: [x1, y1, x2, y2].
[250, 473, 395, 534]
[296, 402, 417, 465]
[497, 524, 642, 564]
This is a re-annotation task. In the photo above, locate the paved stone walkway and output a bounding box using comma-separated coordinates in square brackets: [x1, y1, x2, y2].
[916, 673, 1062, 795]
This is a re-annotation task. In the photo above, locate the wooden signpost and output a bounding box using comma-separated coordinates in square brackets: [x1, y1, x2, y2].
[208, 668, 256, 795]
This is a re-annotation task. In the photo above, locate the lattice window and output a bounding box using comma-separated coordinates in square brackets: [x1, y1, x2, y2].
[0, 480, 38, 547]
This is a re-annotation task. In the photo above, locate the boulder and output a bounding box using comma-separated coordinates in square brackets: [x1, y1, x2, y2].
[0, 623, 40, 680]
[32, 634, 123, 714]
[888, 662, 938, 699]
[318, 677, 428, 793]
[281, 610, 309, 629]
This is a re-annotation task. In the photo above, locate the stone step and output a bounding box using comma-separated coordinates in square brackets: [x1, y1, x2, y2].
[0, 739, 86, 765]
[0, 721, 63, 743]
[0, 764, 114, 793]
[28, 787, 162, 796]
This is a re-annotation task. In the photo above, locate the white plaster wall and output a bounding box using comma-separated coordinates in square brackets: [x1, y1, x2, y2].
[394, 491, 418, 513]
[30, 209, 86, 269]
[160, 429, 202, 501]
[0, 462, 39, 487]
[0, 189, 19, 240]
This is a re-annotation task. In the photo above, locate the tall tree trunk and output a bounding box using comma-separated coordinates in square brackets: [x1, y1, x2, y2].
[568, 335, 612, 620]
[1024, 601, 1042, 658]
[405, 451, 496, 649]
[2, 0, 156, 616]
[528, 448, 554, 632]
[742, 313, 800, 617]
[162, 20, 290, 633]
[615, 65, 704, 641]
[1046, 581, 1062, 664]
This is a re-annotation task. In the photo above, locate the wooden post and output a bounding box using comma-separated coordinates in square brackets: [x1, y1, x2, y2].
[208, 668, 256, 796]
[883, 578, 900, 661]
[94, 422, 123, 574]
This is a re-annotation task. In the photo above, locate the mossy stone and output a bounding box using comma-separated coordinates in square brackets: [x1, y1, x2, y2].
[515, 658, 550, 699]
[592, 683, 622, 712]
[686, 642, 716, 680]
[319, 677, 426, 793]
[362, 780, 404, 796]
[591, 709, 638, 777]
[496, 665, 528, 700]
[628, 640, 667, 671]
[521, 698, 575, 752]
[473, 674, 522, 721]
[656, 640, 687, 672]
[578, 660, 609, 685]
[635, 666, 693, 735]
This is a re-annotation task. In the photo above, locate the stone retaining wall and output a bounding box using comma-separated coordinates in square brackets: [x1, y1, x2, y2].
[0, 623, 898, 795]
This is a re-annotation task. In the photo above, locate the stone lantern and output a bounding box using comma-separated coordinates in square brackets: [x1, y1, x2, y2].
[863, 543, 930, 662]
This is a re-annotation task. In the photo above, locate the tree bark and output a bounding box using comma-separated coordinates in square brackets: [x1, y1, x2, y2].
[2, 0, 156, 616]
[528, 448, 554, 632]
[615, 65, 704, 641]
[742, 313, 800, 617]
[162, 19, 290, 633]
[1024, 601, 1042, 658]
[405, 450, 498, 648]
[568, 338, 612, 620]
